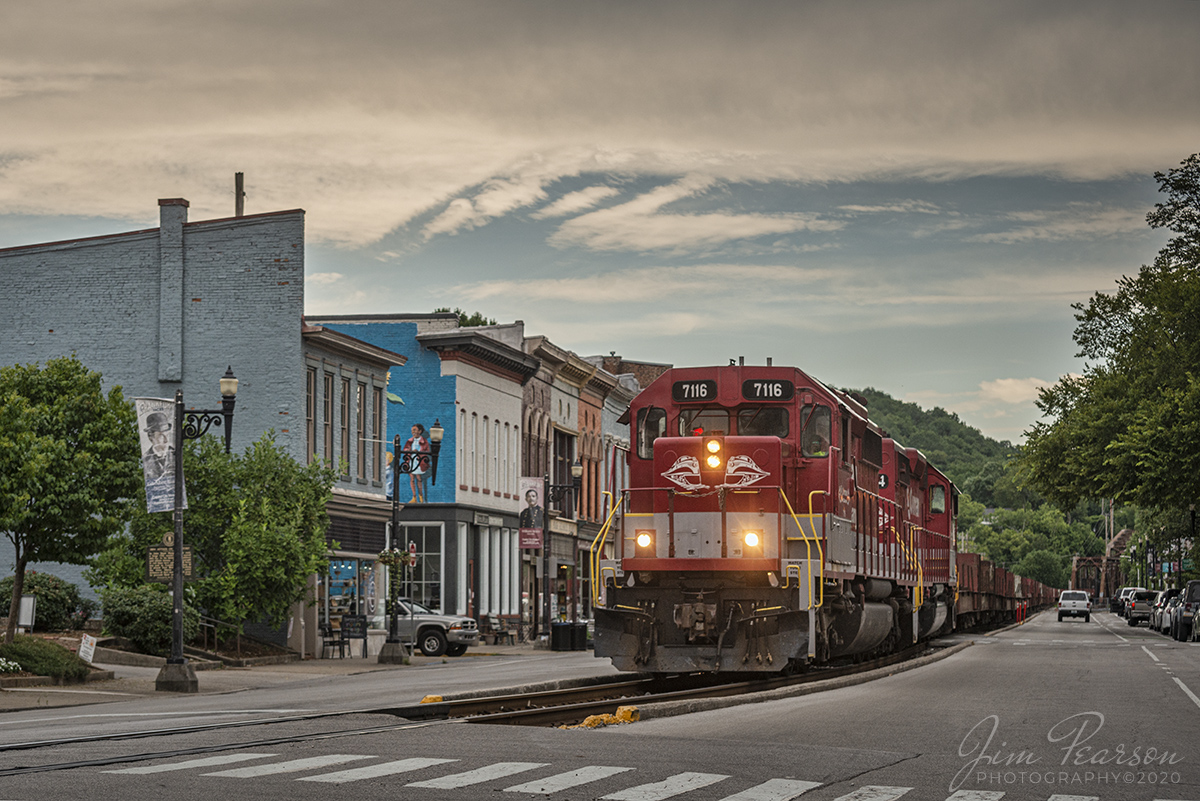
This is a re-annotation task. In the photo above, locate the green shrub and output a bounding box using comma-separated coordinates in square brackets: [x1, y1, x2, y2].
[0, 572, 98, 631]
[0, 635, 90, 681]
[101, 585, 199, 657]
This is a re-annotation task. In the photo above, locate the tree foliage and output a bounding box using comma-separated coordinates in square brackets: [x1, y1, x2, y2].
[434, 307, 498, 327]
[852, 387, 1026, 507]
[0, 356, 139, 643]
[1022, 154, 1200, 513]
[88, 433, 337, 631]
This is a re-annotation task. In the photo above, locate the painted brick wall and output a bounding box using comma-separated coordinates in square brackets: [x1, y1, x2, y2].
[313, 320, 459, 505]
[0, 204, 307, 462]
[0, 202, 308, 594]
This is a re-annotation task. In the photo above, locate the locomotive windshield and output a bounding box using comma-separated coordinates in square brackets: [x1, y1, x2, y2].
[678, 407, 729, 436]
[737, 406, 789, 437]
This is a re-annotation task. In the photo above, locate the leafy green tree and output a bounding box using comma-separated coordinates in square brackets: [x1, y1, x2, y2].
[1013, 549, 1069, 589]
[88, 433, 337, 632]
[434, 307, 497, 327]
[1023, 154, 1200, 512]
[0, 356, 139, 643]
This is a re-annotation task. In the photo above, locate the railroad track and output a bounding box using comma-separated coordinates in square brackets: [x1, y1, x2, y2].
[0, 643, 944, 777]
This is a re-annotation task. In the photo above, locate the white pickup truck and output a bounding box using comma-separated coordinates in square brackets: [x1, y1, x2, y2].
[1057, 590, 1091, 622]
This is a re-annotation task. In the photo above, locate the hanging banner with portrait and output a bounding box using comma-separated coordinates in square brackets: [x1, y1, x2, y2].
[135, 397, 185, 513]
[518, 476, 544, 549]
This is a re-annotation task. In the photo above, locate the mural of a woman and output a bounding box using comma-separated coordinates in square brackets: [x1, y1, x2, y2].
[405, 423, 431, 503]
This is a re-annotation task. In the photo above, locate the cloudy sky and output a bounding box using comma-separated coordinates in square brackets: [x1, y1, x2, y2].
[3, 1, 1197, 443]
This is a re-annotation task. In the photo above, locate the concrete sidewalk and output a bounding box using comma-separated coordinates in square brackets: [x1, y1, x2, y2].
[0, 640, 570, 712]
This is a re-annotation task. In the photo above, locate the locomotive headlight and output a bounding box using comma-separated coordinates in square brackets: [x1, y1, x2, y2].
[636, 532, 653, 548]
[742, 530, 764, 557]
[706, 453, 722, 469]
[706, 439, 722, 454]
[635, 530, 655, 557]
[744, 531, 760, 548]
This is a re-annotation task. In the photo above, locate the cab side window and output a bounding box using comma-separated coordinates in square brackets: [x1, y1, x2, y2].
[800, 404, 831, 457]
[636, 406, 666, 460]
[930, 485, 946, 515]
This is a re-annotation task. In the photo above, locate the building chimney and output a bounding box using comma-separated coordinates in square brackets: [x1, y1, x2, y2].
[235, 172, 245, 217]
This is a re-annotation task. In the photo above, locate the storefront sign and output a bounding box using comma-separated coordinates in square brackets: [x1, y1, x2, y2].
[519, 527, 543, 549]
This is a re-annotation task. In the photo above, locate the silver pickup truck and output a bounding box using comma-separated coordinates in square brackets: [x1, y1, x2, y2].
[1125, 589, 1157, 626]
[1057, 590, 1091, 622]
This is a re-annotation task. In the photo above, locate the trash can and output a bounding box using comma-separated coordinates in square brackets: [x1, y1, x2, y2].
[571, 622, 588, 651]
[551, 622, 572, 651]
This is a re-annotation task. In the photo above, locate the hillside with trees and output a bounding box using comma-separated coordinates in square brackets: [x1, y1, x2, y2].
[848, 386, 1105, 588]
[850, 387, 1024, 508]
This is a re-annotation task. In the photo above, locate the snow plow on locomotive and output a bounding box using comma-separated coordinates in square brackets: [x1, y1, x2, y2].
[589, 363, 1046, 674]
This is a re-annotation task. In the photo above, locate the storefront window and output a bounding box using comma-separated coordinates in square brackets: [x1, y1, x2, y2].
[396, 524, 442, 611]
[321, 557, 378, 627]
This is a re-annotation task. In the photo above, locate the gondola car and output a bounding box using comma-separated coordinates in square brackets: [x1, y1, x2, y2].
[590, 361, 1048, 674]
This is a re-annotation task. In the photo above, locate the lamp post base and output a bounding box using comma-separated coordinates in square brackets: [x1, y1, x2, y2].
[377, 641, 411, 664]
[155, 661, 199, 693]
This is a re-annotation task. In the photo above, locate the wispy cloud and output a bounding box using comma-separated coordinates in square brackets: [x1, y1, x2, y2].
[966, 204, 1147, 244]
[839, 200, 943, 215]
[532, 186, 622, 219]
[978, 377, 1054, 405]
[547, 177, 844, 253]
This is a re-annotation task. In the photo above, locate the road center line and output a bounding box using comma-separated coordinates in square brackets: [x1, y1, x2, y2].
[1172, 677, 1200, 710]
[1142, 645, 1160, 662]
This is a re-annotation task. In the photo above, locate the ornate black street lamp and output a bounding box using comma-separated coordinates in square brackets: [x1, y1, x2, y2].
[156, 367, 237, 693]
[541, 459, 583, 638]
[379, 420, 444, 664]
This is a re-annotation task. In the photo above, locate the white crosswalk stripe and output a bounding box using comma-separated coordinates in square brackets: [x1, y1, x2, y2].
[1046, 795, 1099, 801]
[298, 756, 458, 784]
[602, 771, 731, 800]
[504, 765, 635, 794]
[407, 761, 549, 789]
[946, 792, 1004, 800]
[102, 753, 278, 774]
[718, 778, 823, 800]
[831, 787, 912, 801]
[203, 754, 371, 777]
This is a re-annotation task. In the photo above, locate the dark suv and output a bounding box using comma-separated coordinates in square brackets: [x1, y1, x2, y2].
[1169, 580, 1200, 641]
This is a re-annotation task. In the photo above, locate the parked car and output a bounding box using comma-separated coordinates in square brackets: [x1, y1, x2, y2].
[1057, 590, 1091, 622]
[1160, 595, 1183, 634]
[1169, 580, 1200, 641]
[1125, 590, 1157, 626]
[1113, 586, 1145, 617]
[1150, 588, 1181, 632]
[370, 598, 479, 656]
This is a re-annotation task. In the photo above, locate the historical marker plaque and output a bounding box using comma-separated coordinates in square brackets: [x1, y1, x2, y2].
[147, 545, 196, 583]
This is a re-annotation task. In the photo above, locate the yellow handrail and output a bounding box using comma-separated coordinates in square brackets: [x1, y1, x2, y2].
[589, 492, 626, 607]
[778, 489, 825, 609]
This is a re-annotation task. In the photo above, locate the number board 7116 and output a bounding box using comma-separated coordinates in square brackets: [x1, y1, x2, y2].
[672, 380, 718, 402]
[742, 379, 795, 401]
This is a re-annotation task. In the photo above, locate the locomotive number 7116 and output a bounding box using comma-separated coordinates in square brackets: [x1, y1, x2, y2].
[741, 380, 795, 401]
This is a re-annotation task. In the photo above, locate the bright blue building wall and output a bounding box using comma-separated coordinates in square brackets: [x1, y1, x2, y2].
[318, 321, 458, 505]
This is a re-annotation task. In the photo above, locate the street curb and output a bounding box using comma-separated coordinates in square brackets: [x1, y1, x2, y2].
[628, 641, 975, 722]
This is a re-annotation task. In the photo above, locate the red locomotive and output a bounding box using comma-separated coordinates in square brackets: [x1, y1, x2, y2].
[591, 362, 1049, 673]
